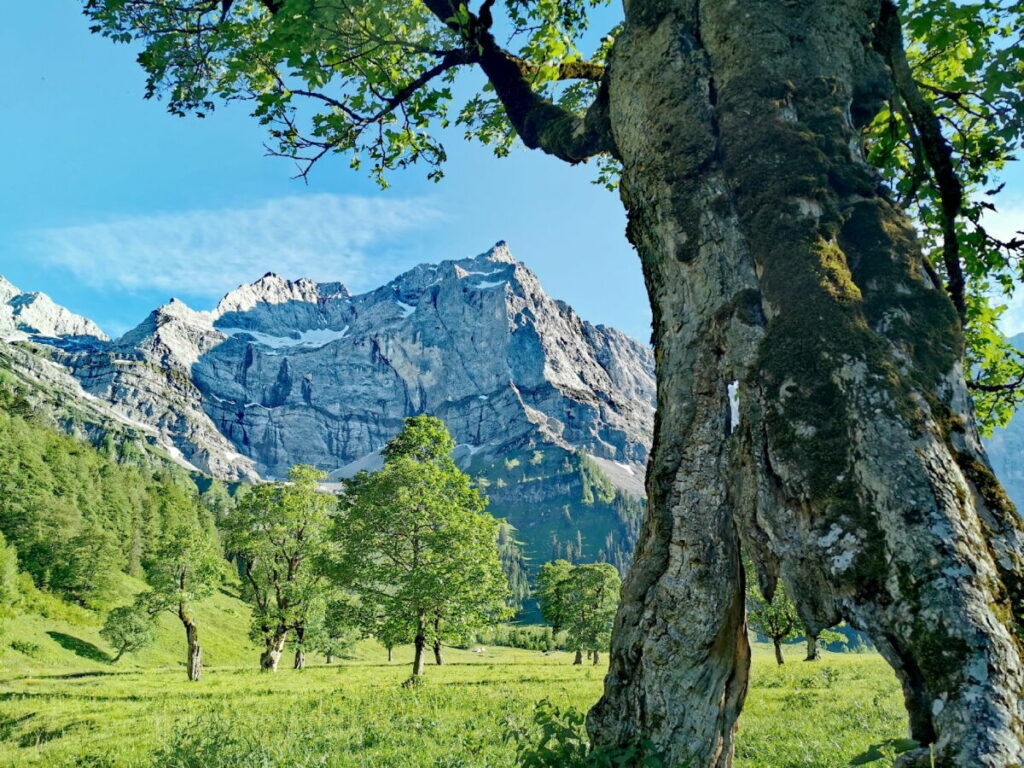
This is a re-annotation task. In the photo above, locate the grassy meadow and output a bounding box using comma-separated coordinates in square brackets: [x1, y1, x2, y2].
[0, 592, 909, 768]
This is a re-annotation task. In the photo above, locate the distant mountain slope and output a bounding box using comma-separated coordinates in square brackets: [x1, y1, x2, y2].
[984, 332, 1024, 509]
[0, 243, 655, 571]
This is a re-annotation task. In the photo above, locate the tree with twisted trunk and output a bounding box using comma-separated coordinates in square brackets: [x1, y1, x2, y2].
[223, 464, 336, 672]
[85, 0, 1024, 763]
[141, 523, 222, 681]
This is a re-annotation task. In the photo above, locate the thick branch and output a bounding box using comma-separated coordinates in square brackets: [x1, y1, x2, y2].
[876, 1, 966, 322]
[420, 0, 616, 163]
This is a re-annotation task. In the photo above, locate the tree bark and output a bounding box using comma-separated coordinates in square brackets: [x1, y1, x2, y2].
[589, 2, 1024, 766]
[294, 625, 305, 670]
[326, 652, 334, 664]
[412, 633, 426, 677]
[593, 649, 600, 666]
[387, 645, 394, 663]
[433, 639, 444, 666]
[260, 632, 287, 672]
[574, 648, 583, 665]
[805, 636, 821, 662]
[184, 618, 201, 682]
[773, 639, 785, 667]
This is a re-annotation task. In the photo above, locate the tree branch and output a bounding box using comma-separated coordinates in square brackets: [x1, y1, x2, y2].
[876, 1, 966, 322]
[420, 0, 617, 163]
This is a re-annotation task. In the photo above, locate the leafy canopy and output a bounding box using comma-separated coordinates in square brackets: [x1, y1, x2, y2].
[101, 603, 158, 661]
[223, 464, 336, 645]
[336, 416, 511, 658]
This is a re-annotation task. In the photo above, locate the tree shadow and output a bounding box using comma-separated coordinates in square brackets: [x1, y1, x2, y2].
[45, 632, 111, 664]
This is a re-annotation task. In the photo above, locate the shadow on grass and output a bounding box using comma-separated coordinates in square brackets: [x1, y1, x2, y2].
[45, 632, 111, 664]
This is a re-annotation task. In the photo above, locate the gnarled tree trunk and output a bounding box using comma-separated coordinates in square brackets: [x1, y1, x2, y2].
[773, 639, 785, 667]
[588, 1, 1024, 766]
[294, 625, 306, 670]
[413, 631, 426, 677]
[260, 632, 287, 672]
[181, 608, 201, 682]
[805, 635, 821, 662]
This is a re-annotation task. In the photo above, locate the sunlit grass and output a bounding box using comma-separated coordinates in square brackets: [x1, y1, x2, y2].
[0, 639, 905, 768]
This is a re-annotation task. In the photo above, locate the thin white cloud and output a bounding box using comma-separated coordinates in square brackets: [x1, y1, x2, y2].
[30, 195, 442, 301]
[983, 199, 1024, 337]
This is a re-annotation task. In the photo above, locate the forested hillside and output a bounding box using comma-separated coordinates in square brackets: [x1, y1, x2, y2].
[0, 372, 229, 610]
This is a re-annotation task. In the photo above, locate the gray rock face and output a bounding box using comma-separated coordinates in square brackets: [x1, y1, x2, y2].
[0, 276, 108, 342]
[9, 244, 654, 488]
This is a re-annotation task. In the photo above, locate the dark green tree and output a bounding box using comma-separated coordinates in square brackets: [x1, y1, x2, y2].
[101, 603, 158, 662]
[536, 559, 575, 636]
[0, 532, 21, 637]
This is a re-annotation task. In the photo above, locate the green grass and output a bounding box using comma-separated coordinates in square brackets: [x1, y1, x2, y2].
[0, 636, 907, 768]
[1, 575, 259, 675]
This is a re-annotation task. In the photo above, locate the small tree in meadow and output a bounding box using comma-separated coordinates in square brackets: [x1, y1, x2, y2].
[538, 560, 620, 665]
[141, 522, 222, 681]
[747, 581, 802, 666]
[308, 598, 361, 664]
[101, 603, 158, 662]
[224, 465, 336, 672]
[536, 560, 575, 636]
[337, 416, 511, 681]
[565, 563, 620, 666]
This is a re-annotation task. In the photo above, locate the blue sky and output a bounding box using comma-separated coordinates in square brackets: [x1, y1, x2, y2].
[0, 5, 647, 340]
[1, 5, 1021, 342]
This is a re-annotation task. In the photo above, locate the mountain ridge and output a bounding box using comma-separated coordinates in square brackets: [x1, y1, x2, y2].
[0, 242, 654, 569]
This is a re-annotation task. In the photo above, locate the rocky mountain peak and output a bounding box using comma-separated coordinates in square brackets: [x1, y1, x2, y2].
[214, 273, 346, 317]
[0, 276, 108, 341]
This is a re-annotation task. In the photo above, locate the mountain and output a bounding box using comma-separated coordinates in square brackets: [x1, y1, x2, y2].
[984, 332, 1024, 510]
[0, 276, 107, 341]
[0, 243, 655, 569]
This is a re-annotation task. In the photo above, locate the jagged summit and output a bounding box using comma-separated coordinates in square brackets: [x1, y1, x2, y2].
[0, 275, 108, 341]
[15, 243, 652, 483]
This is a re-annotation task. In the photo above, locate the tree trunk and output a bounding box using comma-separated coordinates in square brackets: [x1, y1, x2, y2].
[805, 636, 821, 662]
[773, 639, 785, 667]
[113, 648, 124, 663]
[184, 619, 201, 682]
[387, 646, 393, 663]
[325, 652, 334, 664]
[260, 633, 287, 672]
[294, 625, 305, 670]
[574, 648, 583, 665]
[433, 638, 444, 666]
[589, 2, 1024, 766]
[412, 633, 426, 677]
[593, 649, 600, 666]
